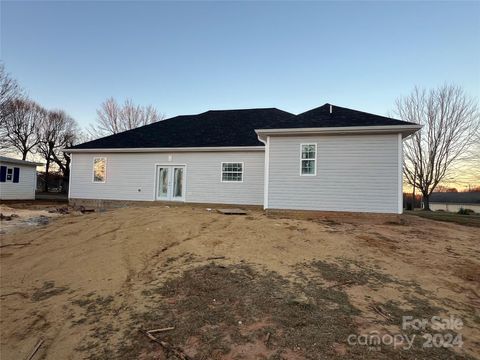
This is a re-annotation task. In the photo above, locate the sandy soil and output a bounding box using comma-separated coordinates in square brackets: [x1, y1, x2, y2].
[0, 205, 479, 359]
[0, 204, 66, 235]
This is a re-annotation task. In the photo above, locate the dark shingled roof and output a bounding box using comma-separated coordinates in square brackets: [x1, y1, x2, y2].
[430, 192, 480, 204]
[69, 104, 417, 150]
[72, 108, 294, 149]
[275, 104, 417, 128]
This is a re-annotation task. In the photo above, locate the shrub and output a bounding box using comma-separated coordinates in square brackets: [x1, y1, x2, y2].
[458, 208, 475, 215]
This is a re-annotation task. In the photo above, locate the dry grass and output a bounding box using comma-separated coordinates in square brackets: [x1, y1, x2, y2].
[31, 281, 69, 302]
[73, 262, 475, 360]
[406, 210, 480, 227]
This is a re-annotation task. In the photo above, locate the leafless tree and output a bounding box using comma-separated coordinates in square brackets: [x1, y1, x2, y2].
[0, 63, 24, 120]
[120, 98, 143, 131]
[89, 97, 121, 136]
[0, 99, 46, 159]
[37, 110, 79, 192]
[89, 98, 164, 138]
[143, 104, 162, 124]
[395, 85, 480, 210]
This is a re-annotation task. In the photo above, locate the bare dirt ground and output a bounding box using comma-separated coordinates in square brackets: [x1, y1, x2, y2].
[0, 204, 479, 360]
[0, 202, 66, 235]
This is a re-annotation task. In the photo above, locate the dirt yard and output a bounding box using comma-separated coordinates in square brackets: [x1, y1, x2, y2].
[1, 204, 479, 360]
[0, 202, 67, 235]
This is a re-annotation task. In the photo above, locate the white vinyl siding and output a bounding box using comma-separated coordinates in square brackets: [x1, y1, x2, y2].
[267, 134, 401, 213]
[70, 151, 264, 205]
[0, 162, 37, 200]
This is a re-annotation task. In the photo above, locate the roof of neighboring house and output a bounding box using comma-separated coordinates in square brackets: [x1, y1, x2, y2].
[0, 156, 43, 167]
[68, 104, 418, 150]
[430, 192, 480, 204]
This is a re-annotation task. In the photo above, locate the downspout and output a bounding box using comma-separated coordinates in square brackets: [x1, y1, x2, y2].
[257, 133, 270, 210]
[68, 153, 73, 202]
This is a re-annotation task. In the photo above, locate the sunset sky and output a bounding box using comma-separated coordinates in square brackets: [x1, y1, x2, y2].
[1, 1, 479, 188]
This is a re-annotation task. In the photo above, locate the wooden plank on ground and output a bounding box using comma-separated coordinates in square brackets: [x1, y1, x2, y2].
[217, 208, 247, 215]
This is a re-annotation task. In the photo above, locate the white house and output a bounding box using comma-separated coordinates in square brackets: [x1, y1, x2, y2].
[0, 156, 42, 200]
[429, 192, 480, 213]
[66, 104, 421, 214]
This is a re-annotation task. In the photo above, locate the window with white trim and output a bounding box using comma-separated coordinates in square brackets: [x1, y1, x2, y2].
[221, 162, 243, 182]
[93, 157, 106, 182]
[6, 168, 13, 181]
[300, 144, 316, 175]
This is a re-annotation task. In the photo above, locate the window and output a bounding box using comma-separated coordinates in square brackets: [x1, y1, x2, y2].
[300, 144, 316, 175]
[93, 157, 106, 183]
[0, 167, 20, 183]
[6, 168, 13, 181]
[221, 162, 243, 182]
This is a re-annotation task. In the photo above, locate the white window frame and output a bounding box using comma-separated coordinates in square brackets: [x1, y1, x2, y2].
[221, 162, 244, 183]
[6, 167, 13, 182]
[300, 143, 317, 176]
[92, 157, 107, 183]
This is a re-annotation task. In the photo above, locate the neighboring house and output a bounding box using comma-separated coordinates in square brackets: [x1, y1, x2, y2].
[0, 156, 43, 200]
[66, 104, 421, 214]
[429, 192, 480, 213]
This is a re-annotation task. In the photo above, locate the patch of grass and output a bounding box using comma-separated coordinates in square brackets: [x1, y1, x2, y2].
[72, 294, 114, 315]
[87, 263, 362, 359]
[71, 294, 118, 359]
[31, 281, 68, 301]
[308, 258, 396, 288]
[72, 293, 113, 306]
[384, 218, 408, 226]
[458, 208, 475, 215]
[406, 210, 480, 228]
[372, 298, 476, 360]
[379, 297, 443, 328]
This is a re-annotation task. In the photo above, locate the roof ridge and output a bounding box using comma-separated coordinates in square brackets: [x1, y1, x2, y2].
[203, 107, 286, 113]
[298, 103, 415, 124]
[324, 103, 406, 122]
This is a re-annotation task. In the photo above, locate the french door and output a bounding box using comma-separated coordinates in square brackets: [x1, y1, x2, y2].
[156, 165, 186, 201]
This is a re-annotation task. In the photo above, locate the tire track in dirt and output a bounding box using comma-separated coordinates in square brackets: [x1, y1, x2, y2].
[137, 216, 225, 280]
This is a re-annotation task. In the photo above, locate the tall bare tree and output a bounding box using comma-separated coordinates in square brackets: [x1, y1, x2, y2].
[396, 85, 480, 210]
[90, 97, 121, 136]
[38, 110, 79, 192]
[0, 63, 24, 121]
[89, 98, 164, 138]
[0, 99, 46, 159]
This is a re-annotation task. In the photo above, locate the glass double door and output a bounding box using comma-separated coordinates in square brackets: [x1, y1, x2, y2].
[156, 165, 185, 201]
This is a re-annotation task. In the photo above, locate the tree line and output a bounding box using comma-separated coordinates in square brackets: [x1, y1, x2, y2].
[0, 64, 164, 192]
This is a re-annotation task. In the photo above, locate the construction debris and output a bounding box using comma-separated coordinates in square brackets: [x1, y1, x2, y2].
[369, 303, 392, 321]
[76, 206, 95, 214]
[25, 339, 44, 360]
[217, 208, 247, 215]
[139, 329, 191, 360]
[49, 206, 70, 215]
[47, 206, 97, 215]
[207, 256, 226, 260]
[33, 216, 49, 225]
[265, 332, 271, 346]
[0, 213, 19, 221]
[147, 326, 175, 334]
[0, 242, 33, 248]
